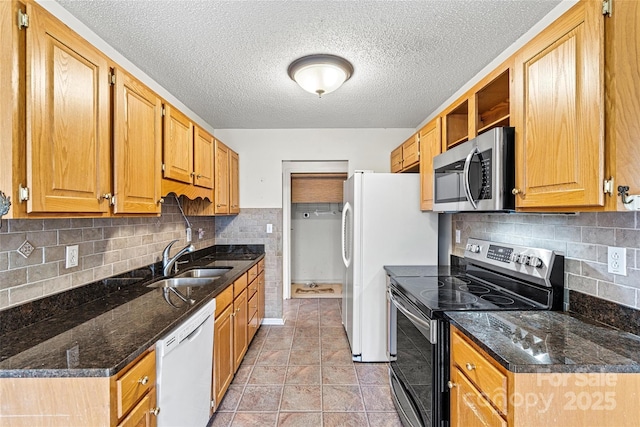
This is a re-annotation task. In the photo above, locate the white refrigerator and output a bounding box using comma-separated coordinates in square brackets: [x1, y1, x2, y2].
[341, 171, 439, 362]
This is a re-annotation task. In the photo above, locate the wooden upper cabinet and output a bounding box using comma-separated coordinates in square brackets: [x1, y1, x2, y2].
[194, 126, 214, 189]
[215, 139, 230, 214]
[390, 145, 403, 173]
[112, 68, 162, 214]
[513, 0, 605, 209]
[605, 0, 640, 211]
[419, 117, 441, 211]
[390, 133, 420, 173]
[25, 2, 111, 214]
[163, 104, 194, 184]
[229, 149, 240, 214]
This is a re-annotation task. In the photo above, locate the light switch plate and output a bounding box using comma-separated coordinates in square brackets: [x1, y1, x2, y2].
[607, 246, 627, 276]
[455, 229, 461, 244]
[266, 224, 273, 234]
[65, 245, 79, 269]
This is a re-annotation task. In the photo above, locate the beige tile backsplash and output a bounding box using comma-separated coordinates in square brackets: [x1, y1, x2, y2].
[452, 212, 640, 309]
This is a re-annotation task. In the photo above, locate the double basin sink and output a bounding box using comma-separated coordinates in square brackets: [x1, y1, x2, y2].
[147, 267, 233, 289]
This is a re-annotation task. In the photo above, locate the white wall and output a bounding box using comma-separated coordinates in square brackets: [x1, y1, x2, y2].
[214, 129, 414, 208]
[291, 203, 343, 284]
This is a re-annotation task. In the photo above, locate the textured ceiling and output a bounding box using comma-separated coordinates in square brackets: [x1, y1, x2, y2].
[55, 0, 562, 129]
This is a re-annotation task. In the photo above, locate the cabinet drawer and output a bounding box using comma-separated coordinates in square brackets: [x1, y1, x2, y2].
[117, 386, 157, 427]
[451, 330, 507, 415]
[451, 367, 507, 427]
[247, 265, 258, 283]
[215, 286, 233, 318]
[258, 259, 265, 273]
[234, 273, 248, 298]
[248, 293, 258, 321]
[247, 279, 258, 299]
[116, 350, 156, 419]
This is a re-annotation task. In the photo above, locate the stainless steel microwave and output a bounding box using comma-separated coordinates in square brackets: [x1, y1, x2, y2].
[432, 127, 515, 212]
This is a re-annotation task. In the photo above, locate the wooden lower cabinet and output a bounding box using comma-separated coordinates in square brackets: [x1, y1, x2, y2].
[0, 348, 157, 427]
[450, 326, 640, 427]
[212, 298, 234, 413]
[233, 287, 248, 372]
[117, 389, 157, 427]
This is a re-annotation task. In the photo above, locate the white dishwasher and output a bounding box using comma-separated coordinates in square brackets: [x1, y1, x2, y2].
[156, 298, 216, 427]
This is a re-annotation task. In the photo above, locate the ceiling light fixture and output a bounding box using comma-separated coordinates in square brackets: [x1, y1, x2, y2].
[288, 54, 353, 98]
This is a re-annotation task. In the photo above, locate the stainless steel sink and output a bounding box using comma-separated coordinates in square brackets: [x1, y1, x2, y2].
[147, 278, 213, 288]
[174, 267, 232, 279]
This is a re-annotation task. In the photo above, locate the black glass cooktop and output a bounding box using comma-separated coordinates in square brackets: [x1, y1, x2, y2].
[390, 274, 543, 318]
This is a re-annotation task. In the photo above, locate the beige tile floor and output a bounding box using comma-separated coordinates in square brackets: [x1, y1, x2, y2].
[208, 298, 402, 427]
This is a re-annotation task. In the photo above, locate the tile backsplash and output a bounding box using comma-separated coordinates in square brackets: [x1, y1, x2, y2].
[0, 197, 215, 311]
[452, 212, 640, 309]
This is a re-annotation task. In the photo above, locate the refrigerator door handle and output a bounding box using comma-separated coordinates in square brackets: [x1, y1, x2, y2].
[341, 202, 352, 267]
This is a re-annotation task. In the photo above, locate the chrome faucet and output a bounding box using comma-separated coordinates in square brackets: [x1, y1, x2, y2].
[162, 239, 195, 276]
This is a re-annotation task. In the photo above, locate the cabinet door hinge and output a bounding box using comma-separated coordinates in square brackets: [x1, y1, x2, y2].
[110, 195, 116, 206]
[17, 9, 29, 29]
[161, 107, 166, 117]
[162, 163, 166, 171]
[108, 72, 116, 85]
[602, 0, 612, 16]
[604, 178, 614, 195]
[18, 184, 29, 202]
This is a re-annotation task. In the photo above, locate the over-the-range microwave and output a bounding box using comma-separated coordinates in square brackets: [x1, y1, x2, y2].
[432, 127, 515, 212]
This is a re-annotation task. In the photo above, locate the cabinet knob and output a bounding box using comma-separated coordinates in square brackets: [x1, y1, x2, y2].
[465, 363, 476, 371]
[158, 198, 165, 205]
[447, 381, 457, 389]
[149, 407, 160, 416]
[196, 174, 202, 179]
[101, 193, 112, 200]
[190, 172, 196, 177]
[512, 188, 522, 195]
[138, 375, 149, 385]
[236, 307, 241, 312]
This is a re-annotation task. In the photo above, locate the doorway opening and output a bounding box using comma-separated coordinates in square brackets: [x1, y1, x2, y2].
[282, 161, 348, 300]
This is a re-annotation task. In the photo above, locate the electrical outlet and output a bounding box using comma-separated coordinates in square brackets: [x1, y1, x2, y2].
[198, 228, 205, 239]
[455, 229, 461, 244]
[65, 245, 79, 269]
[186, 227, 192, 243]
[607, 246, 627, 276]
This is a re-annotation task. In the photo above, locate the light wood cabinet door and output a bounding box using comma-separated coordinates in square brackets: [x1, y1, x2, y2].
[194, 126, 214, 189]
[215, 139, 230, 214]
[163, 104, 193, 184]
[213, 303, 234, 412]
[229, 149, 240, 214]
[112, 68, 162, 214]
[513, 0, 605, 208]
[257, 270, 265, 326]
[117, 388, 157, 427]
[419, 117, 441, 210]
[390, 145, 403, 173]
[26, 2, 110, 213]
[402, 134, 420, 169]
[450, 367, 506, 427]
[233, 287, 248, 372]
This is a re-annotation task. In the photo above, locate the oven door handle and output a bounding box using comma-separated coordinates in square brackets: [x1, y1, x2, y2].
[388, 289, 437, 344]
[463, 146, 479, 210]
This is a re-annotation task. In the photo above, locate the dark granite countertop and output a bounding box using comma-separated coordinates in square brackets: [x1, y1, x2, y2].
[0, 245, 264, 378]
[446, 311, 640, 374]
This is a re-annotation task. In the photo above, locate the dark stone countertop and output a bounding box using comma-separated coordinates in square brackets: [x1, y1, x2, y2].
[446, 311, 640, 374]
[0, 245, 264, 378]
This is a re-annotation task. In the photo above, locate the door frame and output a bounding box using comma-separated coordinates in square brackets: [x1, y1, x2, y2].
[282, 161, 349, 300]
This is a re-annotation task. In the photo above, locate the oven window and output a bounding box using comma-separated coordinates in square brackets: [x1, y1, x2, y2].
[390, 306, 434, 426]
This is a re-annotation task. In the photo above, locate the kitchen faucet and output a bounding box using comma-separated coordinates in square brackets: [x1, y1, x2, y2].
[162, 239, 195, 276]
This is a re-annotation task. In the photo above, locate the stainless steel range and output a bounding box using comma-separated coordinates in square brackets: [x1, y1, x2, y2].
[386, 238, 564, 427]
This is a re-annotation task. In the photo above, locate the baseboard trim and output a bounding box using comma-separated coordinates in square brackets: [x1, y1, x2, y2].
[261, 318, 285, 326]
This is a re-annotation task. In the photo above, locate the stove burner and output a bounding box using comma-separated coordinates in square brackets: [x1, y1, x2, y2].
[480, 295, 515, 306]
[420, 289, 478, 306]
[458, 284, 490, 294]
[442, 276, 471, 286]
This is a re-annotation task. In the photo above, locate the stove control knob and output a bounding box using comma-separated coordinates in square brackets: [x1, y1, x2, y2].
[469, 244, 481, 253]
[528, 256, 542, 268]
[518, 254, 529, 264]
[510, 253, 520, 263]
[465, 244, 473, 252]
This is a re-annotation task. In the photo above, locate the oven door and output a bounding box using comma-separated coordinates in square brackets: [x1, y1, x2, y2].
[387, 286, 437, 427]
